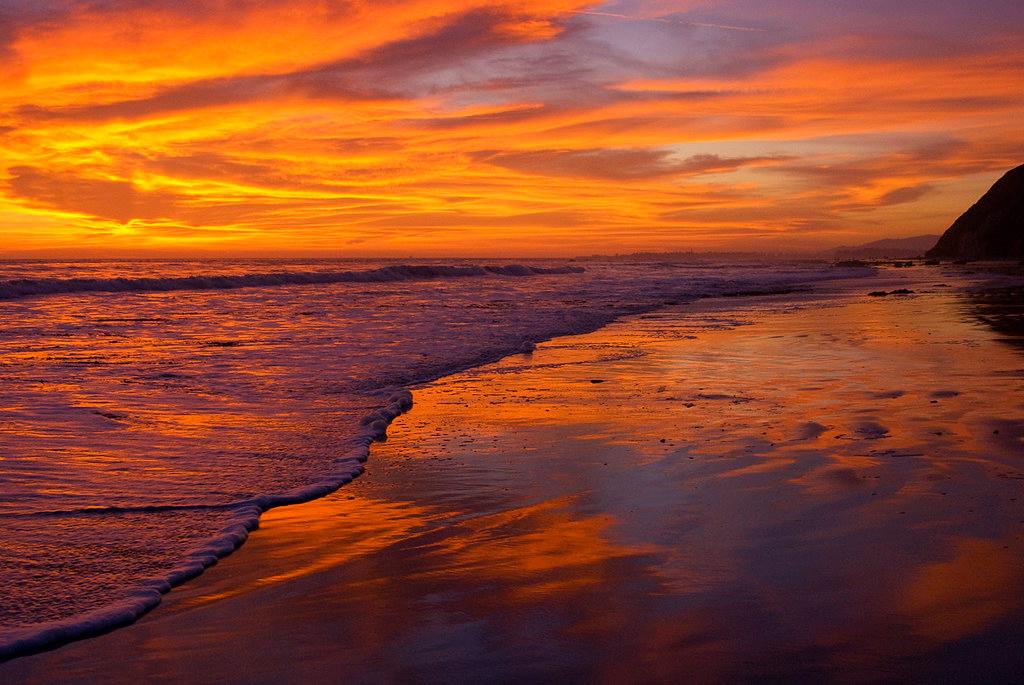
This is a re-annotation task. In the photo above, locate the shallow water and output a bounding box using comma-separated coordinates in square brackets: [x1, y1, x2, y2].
[6, 266, 1021, 682]
[0, 257, 852, 657]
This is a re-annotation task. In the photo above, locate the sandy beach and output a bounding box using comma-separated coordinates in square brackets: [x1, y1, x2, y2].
[3, 1, 1023, 680]
[3, 265, 1023, 683]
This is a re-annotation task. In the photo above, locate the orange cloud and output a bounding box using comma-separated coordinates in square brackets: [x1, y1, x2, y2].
[0, 1, 1022, 255]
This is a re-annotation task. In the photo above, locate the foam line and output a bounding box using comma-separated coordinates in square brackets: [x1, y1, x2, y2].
[0, 390, 413, 662]
[0, 264, 586, 301]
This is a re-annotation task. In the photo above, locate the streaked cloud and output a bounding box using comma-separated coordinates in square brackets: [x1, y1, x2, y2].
[473, 149, 783, 180]
[0, 0, 1022, 255]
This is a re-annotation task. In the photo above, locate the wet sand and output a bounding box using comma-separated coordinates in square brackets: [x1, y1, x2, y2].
[4, 266, 1024, 683]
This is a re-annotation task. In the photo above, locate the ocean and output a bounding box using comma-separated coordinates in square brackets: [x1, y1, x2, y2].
[0, 258, 859, 658]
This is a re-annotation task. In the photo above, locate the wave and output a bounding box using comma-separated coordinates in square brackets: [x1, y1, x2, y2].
[0, 264, 585, 301]
[0, 264, 872, 662]
[0, 390, 413, 662]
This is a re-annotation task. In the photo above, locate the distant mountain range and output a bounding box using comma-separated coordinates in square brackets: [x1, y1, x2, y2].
[596, 167, 1024, 264]
[594, 236, 943, 263]
[927, 163, 1024, 261]
[830, 234, 939, 260]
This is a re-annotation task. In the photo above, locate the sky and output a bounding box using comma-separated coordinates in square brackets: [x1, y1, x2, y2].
[0, 0, 1022, 256]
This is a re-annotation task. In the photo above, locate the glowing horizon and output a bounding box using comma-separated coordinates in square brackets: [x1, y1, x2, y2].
[1, 0, 1022, 256]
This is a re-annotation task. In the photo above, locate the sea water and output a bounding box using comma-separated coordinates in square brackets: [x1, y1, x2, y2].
[0, 257, 858, 658]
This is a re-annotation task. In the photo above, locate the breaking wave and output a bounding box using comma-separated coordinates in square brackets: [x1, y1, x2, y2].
[0, 264, 586, 301]
[0, 391, 414, 661]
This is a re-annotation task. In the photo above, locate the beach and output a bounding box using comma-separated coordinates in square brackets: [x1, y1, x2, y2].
[0, 258, 857, 658]
[3, 1, 1024, 681]
[4, 264, 1023, 683]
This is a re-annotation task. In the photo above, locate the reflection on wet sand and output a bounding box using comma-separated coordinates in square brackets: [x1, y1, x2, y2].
[970, 283, 1024, 348]
[4, 268, 1024, 683]
[901, 538, 1024, 643]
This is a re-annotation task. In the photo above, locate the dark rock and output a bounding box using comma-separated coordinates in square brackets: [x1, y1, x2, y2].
[927, 164, 1024, 261]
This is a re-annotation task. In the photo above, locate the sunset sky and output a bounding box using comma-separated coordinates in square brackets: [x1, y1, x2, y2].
[1, 0, 1022, 256]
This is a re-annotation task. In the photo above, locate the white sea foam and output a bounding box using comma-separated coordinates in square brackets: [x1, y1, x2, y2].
[0, 392, 412, 661]
[0, 264, 585, 300]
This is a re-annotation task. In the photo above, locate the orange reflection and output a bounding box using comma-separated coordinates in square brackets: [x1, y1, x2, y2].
[902, 538, 1024, 643]
[176, 495, 438, 609]
[5, 274, 1024, 682]
[422, 496, 657, 600]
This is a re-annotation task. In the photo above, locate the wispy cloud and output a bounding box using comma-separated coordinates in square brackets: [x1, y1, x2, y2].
[0, 0, 1021, 254]
[575, 9, 765, 32]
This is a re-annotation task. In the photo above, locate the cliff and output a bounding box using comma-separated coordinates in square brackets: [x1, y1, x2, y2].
[927, 164, 1024, 261]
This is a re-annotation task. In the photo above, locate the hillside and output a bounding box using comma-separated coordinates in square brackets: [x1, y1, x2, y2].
[927, 164, 1024, 260]
[832, 234, 939, 260]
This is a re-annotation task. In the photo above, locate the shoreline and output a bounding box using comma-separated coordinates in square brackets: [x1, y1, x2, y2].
[0, 391, 406, 662]
[2, 262, 1015, 671]
[4, 266, 1019, 679]
[0, 266, 875, 663]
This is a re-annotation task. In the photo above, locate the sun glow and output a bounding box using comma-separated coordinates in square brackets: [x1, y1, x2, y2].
[1, 0, 1022, 255]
